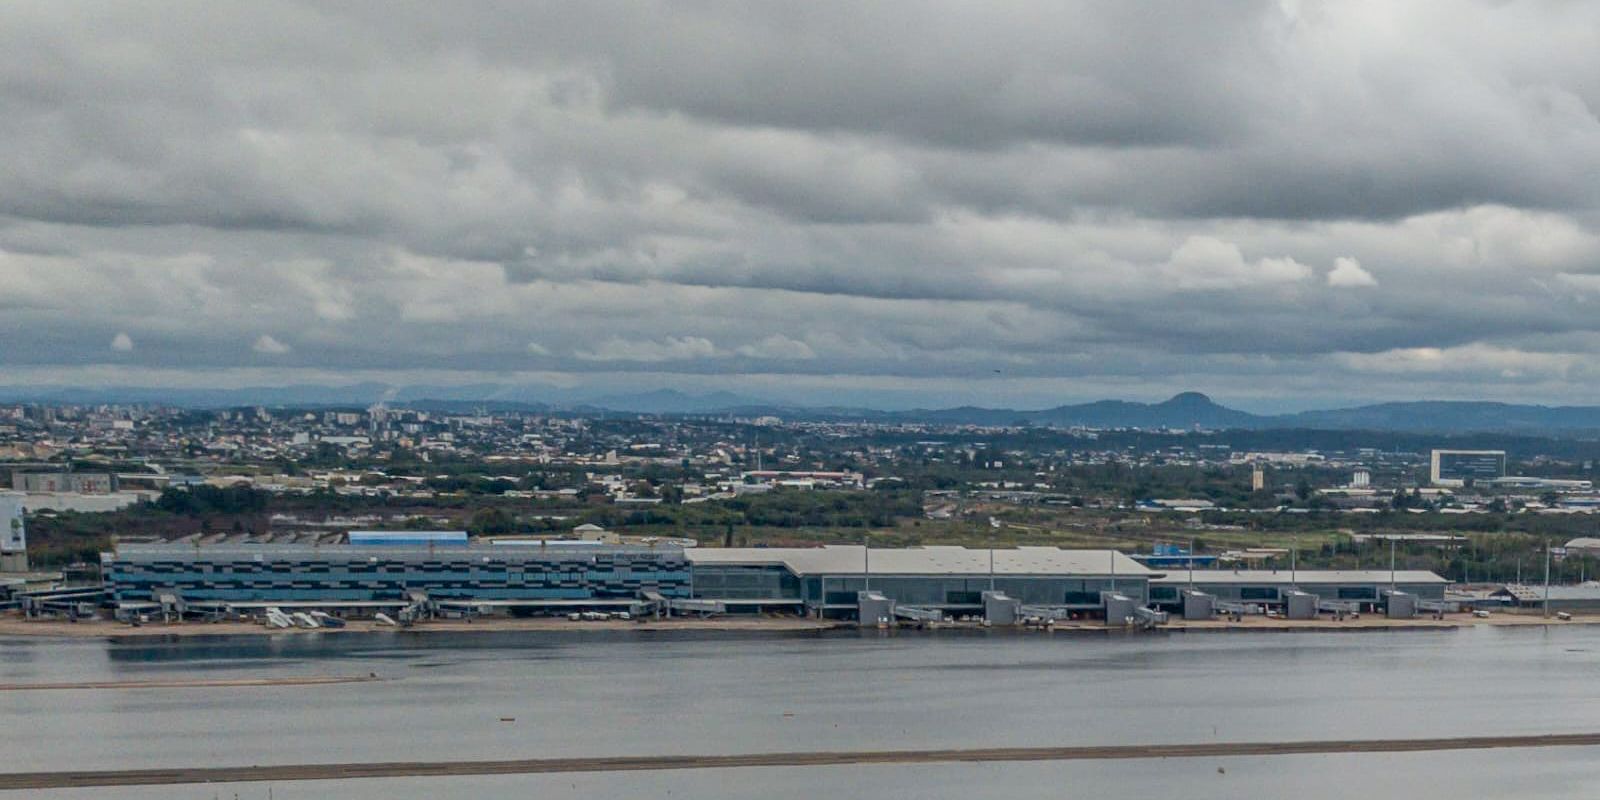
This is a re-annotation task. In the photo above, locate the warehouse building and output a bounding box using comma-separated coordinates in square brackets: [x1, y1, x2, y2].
[1490, 583, 1600, 613]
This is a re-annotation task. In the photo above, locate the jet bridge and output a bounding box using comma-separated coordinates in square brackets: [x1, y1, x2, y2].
[1019, 605, 1072, 621]
[639, 590, 667, 618]
[1133, 606, 1168, 626]
[19, 586, 107, 618]
[398, 590, 432, 624]
[668, 598, 727, 615]
[893, 605, 945, 623]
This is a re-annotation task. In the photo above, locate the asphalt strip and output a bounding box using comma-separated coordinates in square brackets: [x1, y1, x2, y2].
[5, 733, 1600, 790]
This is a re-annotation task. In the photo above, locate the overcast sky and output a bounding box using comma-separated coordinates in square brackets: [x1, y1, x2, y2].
[4, 2, 1600, 410]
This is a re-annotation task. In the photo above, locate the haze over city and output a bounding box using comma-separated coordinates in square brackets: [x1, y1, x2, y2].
[6, 3, 1600, 410]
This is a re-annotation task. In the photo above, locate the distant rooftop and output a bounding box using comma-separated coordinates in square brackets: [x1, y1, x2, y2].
[1152, 569, 1448, 585]
[687, 545, 1152, 577]
[109, 541, 682, 560]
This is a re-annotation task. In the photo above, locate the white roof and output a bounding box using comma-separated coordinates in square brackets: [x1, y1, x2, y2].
[686, 545, 1152, 577]
[1497, 583, 1600, 601]
[1153, 569, 1448, 585]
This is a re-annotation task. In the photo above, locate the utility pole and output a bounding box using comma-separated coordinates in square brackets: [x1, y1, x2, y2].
[1188, 537, 1196, 590]
[862, 533, 870, 593]
[988, 539, 995, 593]
[1291, 536, 1297, 586]
[1389, 538, 1397, 590]
[1544, 541, 1552, 619]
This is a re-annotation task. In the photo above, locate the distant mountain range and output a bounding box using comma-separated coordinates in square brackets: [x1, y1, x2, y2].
[9, 384, 1600, 435]
[761, 392, 1600, 435]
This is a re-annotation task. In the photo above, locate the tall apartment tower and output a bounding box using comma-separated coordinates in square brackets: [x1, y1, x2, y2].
[0, 493, 26, 573]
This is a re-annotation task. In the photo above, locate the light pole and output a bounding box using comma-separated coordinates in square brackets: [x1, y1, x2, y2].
[1188, 537, 1196, 590]
[1389, 538, 1397, 590]
[1291, 536, 1297, 586]
[988, 540, 995, 594]
[1544, 540, 1552, 619]
[862, 532, 870, 594]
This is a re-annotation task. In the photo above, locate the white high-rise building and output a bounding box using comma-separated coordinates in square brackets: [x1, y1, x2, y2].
[1430, 450, 1506, 487]
[0, 492, 26, 572]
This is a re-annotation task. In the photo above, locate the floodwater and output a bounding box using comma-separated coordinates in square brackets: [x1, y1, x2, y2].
[5, 625, 1600, 798]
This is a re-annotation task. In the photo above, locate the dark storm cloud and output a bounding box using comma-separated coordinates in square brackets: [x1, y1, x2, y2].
[4, 1, 1600, 407]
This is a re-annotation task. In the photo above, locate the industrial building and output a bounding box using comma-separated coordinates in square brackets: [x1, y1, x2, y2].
[1490, 583, 1600, 613]
[1482, 476, 1594, 491]
[11, 472, 116, 493]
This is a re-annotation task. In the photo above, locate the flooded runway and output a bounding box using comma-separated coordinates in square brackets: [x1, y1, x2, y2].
[6, 626, 1600, 797]
[6, 732, 1600, 790]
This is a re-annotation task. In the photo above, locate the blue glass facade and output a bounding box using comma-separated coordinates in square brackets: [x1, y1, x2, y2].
[103, 545, 692, 604]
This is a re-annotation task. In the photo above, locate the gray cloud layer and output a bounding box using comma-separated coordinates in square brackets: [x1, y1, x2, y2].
[4, 1, 1600, 408]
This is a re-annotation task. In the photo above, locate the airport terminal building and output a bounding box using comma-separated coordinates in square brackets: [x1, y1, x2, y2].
[98, 538, 1448, 622]
[101, 541, 1154, 620]
[103, 541, 694, 609]
[1150, 569, 1450, 613]
[688, 545, 1152, 618]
